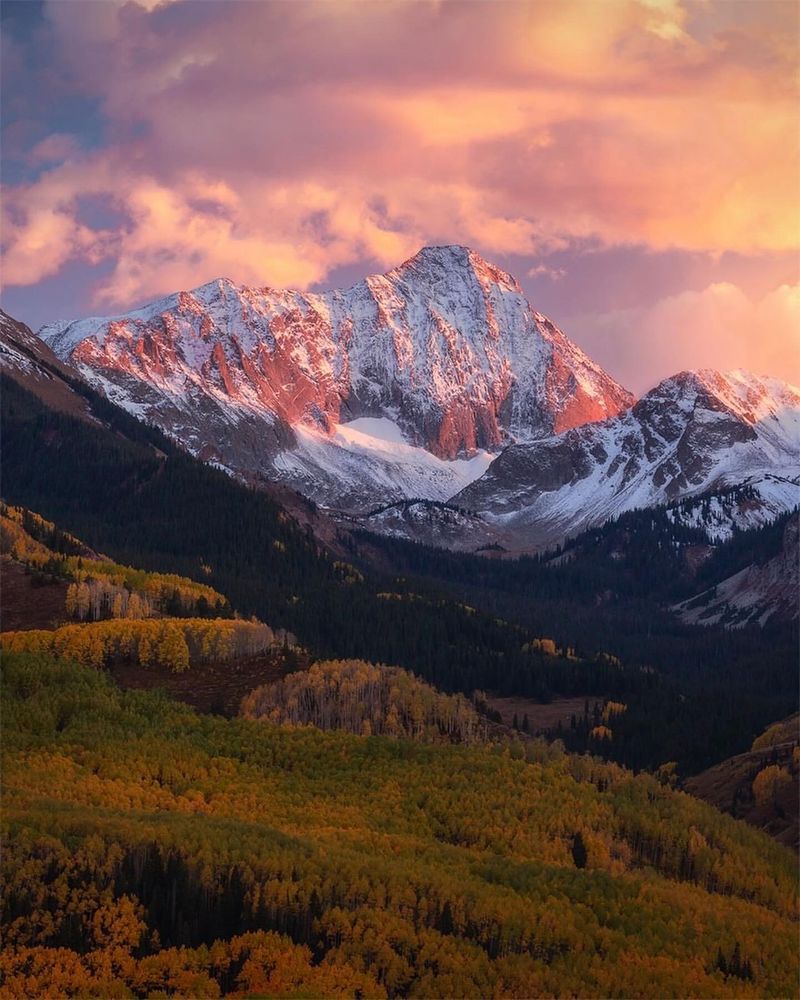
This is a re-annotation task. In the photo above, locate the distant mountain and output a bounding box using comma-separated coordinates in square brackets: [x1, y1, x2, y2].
[38, 245, 632, 509]
[455, 369, 800, 548]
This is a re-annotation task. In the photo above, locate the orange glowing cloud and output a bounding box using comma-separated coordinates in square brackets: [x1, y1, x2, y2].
[567, 281, 800, 394]
[1, 0, 797, 386]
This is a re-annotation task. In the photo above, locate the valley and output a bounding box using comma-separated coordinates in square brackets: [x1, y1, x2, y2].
[0, 508, 796, 995]
[1, 251, 797, 1000]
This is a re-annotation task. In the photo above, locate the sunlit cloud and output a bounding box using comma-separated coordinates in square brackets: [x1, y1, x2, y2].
[1, 0, 797, 385]
[567, 282, 800, 394]
[528, 264, 566, 281]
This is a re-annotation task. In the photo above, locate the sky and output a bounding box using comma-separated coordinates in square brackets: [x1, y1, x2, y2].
[1, 0, 798, 394]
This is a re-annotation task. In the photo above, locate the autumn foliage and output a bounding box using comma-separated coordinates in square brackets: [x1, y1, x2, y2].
[1, 503, 229, 620]
[241, 658, 485, 743]
[1, 618, 277, 673]
[2, 651, 798, 999]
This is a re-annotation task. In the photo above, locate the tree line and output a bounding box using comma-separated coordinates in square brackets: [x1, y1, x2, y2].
[2, 502, 231, 620]
[1, 618, 281, 673]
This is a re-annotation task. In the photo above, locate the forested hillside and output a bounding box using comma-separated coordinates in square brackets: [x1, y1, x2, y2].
[686, 715, 799, 851]
[1, 502, 231, 621]
[346, 516, 798, 773]
[2, 651, 798, 999]
[2, 372, 797, 775]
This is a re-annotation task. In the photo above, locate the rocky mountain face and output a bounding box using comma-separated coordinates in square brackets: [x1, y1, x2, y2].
[454, 370, 800, 548]
[674, 512, 799, 629]
[38, 246, 632, 508]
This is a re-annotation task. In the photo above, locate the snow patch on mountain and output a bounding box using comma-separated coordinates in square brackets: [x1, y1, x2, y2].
[666, 475, 800, 542]
[346, 499, 511, 552]
[272, 418, 494, 511]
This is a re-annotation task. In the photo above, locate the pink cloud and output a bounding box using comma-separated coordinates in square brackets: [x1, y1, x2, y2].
[528, 264, 566, 281]
[566, 282, 800, 394]
[1, 0, 797, 388]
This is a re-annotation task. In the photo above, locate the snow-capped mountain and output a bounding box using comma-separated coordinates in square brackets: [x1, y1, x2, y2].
[454, 370, 800, 548]
[38, 246, 632, 509]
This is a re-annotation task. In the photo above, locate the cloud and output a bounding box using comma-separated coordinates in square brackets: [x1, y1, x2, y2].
[528, 264, 566, 281]
[567, 282, 800, 394]
[0, 0, 797, 392]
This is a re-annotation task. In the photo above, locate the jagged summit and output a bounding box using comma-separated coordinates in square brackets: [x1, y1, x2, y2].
[657, 367, 799, 403]
[391, 245, 523, 293]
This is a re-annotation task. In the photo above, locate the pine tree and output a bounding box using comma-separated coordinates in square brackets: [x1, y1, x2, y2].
[571, 831, 588, 869]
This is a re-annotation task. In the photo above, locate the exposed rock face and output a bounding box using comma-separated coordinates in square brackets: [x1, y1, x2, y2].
[39, 246, 632, 506]
[454, 370, 800, 547]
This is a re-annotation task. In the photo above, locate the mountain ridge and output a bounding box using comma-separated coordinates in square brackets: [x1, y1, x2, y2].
[11, 244, 800, 551]
[454, 367, 800, 547]
[38, 246, 633, 507]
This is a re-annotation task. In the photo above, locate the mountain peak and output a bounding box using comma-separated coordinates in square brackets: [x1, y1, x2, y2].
[456, 361, 800, 548]
[38, 246, 633, 504]
[400, 244, 475, 271]
[395, 244, 522, 293]
[649, 369, 800, 423]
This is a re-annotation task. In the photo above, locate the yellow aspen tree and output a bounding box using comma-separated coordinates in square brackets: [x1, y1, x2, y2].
[65, 584, 79, 618]
[753, 765, 792, 808]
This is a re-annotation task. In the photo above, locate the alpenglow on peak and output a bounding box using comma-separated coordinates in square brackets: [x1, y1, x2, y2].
[39, 246, 633, 509]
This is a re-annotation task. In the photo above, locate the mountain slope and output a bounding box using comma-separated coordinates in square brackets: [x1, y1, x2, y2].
[39, 246, 632, 509]
[675, 512, 799, 628]
[455, 370, 800, 547]
[685, 713, 799, 850]
[0, 309, 93, 420]
[3, 651, 798, 998]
